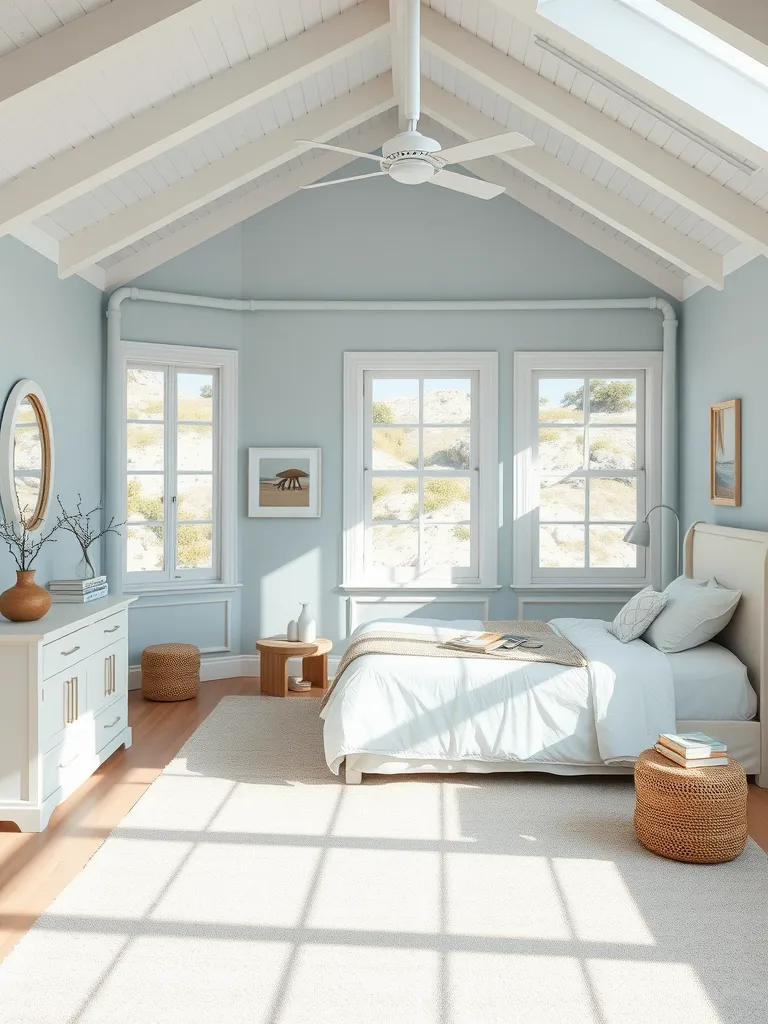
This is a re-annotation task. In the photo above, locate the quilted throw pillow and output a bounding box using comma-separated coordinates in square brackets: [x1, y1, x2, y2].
[609, 586, 668, 643]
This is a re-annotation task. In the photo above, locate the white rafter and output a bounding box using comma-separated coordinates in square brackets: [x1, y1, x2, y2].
[462, 157, 684, 299]
[103, 120, 395, 290]
[58, 75, 395, 278]
[0, 0, 207, 111]
[421, 6, 768, 253]
[0, 0, 389, 238]
[421, 81, 723, 288]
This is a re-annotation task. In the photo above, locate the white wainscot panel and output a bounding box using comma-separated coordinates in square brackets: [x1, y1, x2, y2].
[347, 595, 490, 635]
[517, 595, 632, 623]
[128, 596, 232, 661]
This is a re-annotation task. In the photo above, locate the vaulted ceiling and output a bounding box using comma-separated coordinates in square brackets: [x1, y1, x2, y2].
[2, 0, 768, 299]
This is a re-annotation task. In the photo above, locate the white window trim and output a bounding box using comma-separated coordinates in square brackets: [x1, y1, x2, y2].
[342, 351, 499, 591]
[513, 350, 662, 590]
[120, 341, 238, 595]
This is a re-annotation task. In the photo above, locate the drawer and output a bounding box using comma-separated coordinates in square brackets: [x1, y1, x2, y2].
[91, 610, 127, 653]
[94, 695, 128, 754]
[39, 667, 86, 753]
[42, 609, 127, 679]
[42, 742, 81, 801]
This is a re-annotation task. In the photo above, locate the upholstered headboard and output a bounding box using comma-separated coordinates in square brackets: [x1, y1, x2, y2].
[684, 523, 768, 764]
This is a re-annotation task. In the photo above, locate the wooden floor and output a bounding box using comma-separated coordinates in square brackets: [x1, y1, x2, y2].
[0, 677, 766, 967]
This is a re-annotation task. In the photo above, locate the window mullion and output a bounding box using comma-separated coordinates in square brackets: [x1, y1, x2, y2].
[167, 367, 178, 581]
[417, 377, 424, 576]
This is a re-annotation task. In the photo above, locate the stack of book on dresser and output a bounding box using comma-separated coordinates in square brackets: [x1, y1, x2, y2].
[655, 732, 728, 768]
[48, 576, 108, 603]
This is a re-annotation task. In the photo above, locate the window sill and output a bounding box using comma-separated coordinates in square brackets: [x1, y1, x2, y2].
[511, 583, 645, 592]
[339, 583, 502, 593]
[124, 582, 242, 596]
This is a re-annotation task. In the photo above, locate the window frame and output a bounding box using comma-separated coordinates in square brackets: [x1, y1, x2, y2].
[513, 351, 662, 590]
[120, 341, 238, 594]
[343, 351, 499, 590]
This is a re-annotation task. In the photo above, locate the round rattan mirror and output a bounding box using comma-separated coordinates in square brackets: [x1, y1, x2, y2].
[0, 380, 54, 531]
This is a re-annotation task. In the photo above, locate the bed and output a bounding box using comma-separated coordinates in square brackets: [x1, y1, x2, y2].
[322, 523, 768, 787]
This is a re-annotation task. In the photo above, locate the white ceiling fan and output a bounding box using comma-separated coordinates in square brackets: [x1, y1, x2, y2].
[298, 0, 533, 200]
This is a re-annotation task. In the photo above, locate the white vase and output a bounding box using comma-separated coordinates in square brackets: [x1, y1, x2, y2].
[297, 603, 316, 643]
[286, 619, 299, 642]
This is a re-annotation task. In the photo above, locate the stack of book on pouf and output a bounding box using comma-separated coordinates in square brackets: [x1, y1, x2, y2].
[48, 576, 108, 603]
[654, 731, 728, 768]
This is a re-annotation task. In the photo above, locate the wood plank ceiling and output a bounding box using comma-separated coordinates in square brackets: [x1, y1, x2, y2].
[0, 0, 766, 298]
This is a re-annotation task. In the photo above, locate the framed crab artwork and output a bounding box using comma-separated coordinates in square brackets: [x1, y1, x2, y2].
[248, 447, 322, 518]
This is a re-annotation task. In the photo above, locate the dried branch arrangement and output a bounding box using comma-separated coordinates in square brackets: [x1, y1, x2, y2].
[0, 512, 57, 571]
[55, 495, 124, 579]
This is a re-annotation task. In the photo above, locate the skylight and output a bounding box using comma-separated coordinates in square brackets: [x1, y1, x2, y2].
[618, 0, 768, 88]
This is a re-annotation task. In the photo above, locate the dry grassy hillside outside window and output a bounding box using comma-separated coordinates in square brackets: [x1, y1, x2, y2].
[514, 351, 662, 589]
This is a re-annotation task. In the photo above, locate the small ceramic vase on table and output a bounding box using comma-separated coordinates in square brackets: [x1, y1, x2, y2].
[286, 619, 299, 642]
[297, 603, 316, 643]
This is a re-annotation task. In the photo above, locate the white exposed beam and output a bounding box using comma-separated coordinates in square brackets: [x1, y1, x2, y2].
[59, 76, 395, 278]
[422, 81, 723, 287]
[0, 0, 207, 110]
[10, 224, 105, 290]
[464, 156, 685, 299]
[103, 121, 394, 290]
[0, 0, 389, 237]
[654, 0, 768, 66]
[421, 7, 768, 252]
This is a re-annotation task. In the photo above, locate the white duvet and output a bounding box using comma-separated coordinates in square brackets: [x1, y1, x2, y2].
[321, 617, 677, 774]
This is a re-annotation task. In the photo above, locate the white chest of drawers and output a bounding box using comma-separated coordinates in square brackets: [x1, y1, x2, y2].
[0, 595, 137, 832]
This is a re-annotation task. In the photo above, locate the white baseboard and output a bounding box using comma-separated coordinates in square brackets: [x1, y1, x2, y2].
[128, 653, 342, 691]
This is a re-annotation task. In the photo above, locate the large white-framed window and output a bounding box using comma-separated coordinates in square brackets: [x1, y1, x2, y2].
[120, 342, 237, 592]
[513, 351, 662, 588]
[343, 352, 498, 589]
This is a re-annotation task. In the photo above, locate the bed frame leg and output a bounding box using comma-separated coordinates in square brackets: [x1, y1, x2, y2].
[345, 761, 363, 785]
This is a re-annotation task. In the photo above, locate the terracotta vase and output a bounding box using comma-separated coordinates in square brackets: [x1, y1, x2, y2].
[0, 570, 52, 622]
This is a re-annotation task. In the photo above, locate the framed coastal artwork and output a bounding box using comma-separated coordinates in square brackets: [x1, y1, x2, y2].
[248, 447, 321, 518]
[710, 399, 741, 507]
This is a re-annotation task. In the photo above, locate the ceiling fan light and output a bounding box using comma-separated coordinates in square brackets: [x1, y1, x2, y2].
[389, 159, 435, 185]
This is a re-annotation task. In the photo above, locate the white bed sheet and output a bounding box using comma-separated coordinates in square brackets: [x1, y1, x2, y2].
[668, 641, 757, 721]
[321, 616, 678, 774]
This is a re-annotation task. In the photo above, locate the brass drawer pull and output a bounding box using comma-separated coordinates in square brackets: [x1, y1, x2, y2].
[58, 753, 78, 769]
[104, 625, 120, 633]
[64, 678, 71, 725]
[104, 716, 121, 729]
[61, 645, 80, 657]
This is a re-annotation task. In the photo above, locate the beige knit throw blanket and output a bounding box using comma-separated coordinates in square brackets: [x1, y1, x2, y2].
[322, 620, 587, 708]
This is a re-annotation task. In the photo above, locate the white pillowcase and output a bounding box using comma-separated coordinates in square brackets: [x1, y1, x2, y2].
[642, 575, 741, 653]
[609, 586, 668, 642]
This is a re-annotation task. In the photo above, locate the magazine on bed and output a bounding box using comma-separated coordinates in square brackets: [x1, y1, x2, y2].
[443, 632, 544, 654]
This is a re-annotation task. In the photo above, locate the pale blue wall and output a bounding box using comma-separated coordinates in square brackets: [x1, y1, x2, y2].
[121, 175, 674, 653]
[0, 237, 103, 593]
[679, 256, 768, 533]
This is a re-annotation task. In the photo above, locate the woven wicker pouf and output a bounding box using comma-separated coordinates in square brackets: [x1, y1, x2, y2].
[634, 748, 748, 864]
[141, 643, 200, 702]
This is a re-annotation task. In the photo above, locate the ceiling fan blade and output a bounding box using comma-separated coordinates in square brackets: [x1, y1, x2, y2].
[301, 171, 388, 190]
[428, 170, 505, 200]
[296, 140, 382, 163]
[438, 132, 533, 164]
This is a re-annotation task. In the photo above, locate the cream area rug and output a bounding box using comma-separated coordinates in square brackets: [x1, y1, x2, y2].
[0, 696, 766, 1024]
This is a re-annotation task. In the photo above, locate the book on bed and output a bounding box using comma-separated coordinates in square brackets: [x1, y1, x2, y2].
[444, 632, 507, 652]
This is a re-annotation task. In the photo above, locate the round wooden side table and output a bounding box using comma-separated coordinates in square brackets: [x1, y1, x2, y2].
[255, 636, 332, 697]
